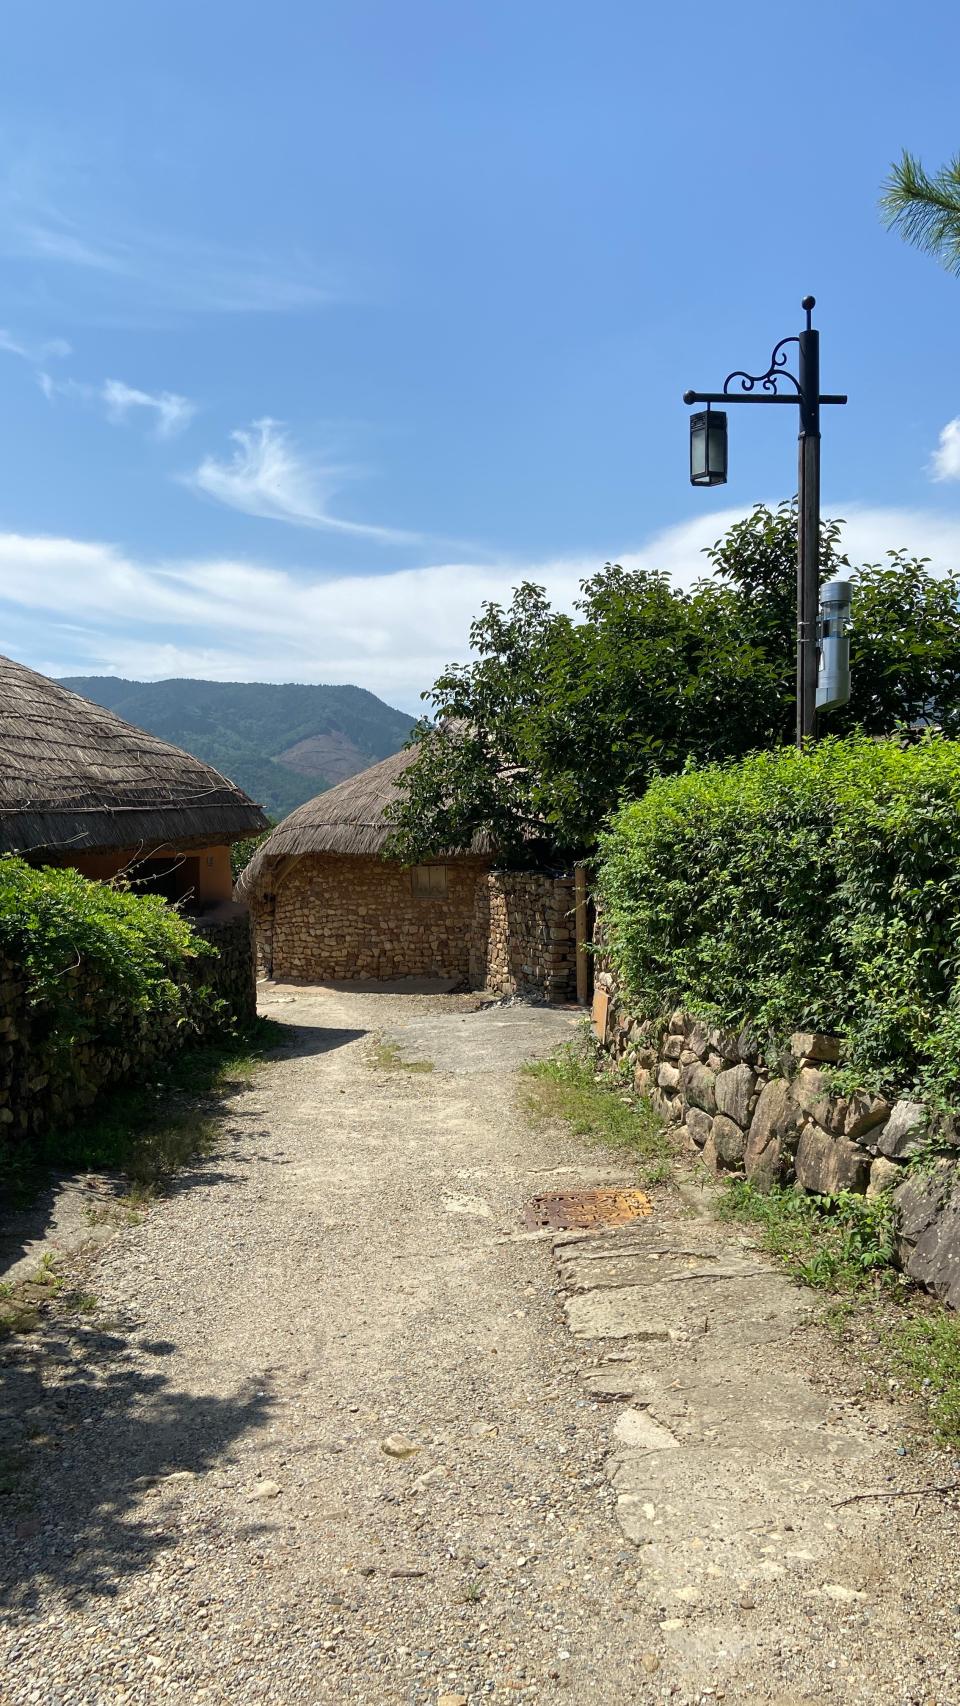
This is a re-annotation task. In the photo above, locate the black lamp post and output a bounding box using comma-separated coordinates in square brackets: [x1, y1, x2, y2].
[683, 296, 847, 746]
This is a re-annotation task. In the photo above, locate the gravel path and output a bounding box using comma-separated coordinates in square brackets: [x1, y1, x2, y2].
[2, 982, 959, 1705]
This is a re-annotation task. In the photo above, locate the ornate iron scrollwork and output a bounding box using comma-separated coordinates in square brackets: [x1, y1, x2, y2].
[723, 334, 801, 396]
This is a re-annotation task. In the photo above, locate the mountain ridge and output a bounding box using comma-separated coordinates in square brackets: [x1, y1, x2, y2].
[59, 676, 417, 820]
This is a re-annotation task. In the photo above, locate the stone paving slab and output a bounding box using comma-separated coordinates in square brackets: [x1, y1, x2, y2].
[549, 1212, 920, 1690]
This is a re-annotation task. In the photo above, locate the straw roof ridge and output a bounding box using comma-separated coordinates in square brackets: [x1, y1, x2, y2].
[237, 741, 490, 894]
[0, 653, 268, 855]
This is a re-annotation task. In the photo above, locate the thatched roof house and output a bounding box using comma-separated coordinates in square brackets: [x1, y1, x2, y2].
[235, 746, 493, 982]
[0, 654, 267, 906]
[236, 746, 579, 1001]
[238, 745, 416, 881]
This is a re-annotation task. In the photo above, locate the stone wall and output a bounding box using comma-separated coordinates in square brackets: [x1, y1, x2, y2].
[0, 900, 257, 1151]
[269, 854, 491, 982]
[254, 856, 579, 1002]
[191, 901, 258, 1026]
[594, 970, 960, 1308]
[476, 871, 577, 1003]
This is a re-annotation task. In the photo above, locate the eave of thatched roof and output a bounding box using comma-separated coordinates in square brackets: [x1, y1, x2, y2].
[236, 745, 490, 897]
[0, 653, 268, 857]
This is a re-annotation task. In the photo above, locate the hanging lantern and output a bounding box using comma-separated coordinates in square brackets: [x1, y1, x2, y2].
[689, 406, 728, 487]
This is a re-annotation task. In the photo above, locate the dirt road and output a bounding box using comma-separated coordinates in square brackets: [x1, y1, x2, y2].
[1, 984, 958, 1705]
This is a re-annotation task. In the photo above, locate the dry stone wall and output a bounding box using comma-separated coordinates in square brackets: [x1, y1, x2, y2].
[270, 854, 490, 982]
[595, 970, 960, 1309]
[0, 901, 257, 1152]
[255, 855, 579, 1002]
[477, 871, 577, 1004]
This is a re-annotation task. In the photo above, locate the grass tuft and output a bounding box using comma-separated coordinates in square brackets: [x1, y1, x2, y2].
[521, 1043, 670, 1183]
[717, 1180, 898, 1293]
[718, 1178, 960, 1451]
[369, 1038, 434, 1074]
[890, 1313, 960, 1449]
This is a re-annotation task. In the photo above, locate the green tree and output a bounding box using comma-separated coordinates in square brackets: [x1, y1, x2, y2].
[881, 150, 960, 273]
[384, 503, 960, 865]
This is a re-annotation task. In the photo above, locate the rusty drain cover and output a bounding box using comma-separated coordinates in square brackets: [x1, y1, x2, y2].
[524, 1186, 653, 1231]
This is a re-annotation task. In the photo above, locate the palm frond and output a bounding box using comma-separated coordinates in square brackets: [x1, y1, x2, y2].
[880, 149, 960, 275]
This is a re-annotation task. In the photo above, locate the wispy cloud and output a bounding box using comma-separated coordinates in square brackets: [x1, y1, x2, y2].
[931, 418, 960, 482]
[188, 418, 418, 541]
[17, 222, 129, 274]
[3, 210, 332, 316]
[101, 379, 196, 439]
[36, 368, 196, 439]
[6, 503, 960, 712]
[0, 327, 71, 364]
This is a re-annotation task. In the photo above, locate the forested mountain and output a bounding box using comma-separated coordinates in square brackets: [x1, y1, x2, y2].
[60, 677, 416, 820]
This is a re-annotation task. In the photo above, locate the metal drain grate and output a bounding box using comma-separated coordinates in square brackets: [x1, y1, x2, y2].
[524, 1186, 653, 1231]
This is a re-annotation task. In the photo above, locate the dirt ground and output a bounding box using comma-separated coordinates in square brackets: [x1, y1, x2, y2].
[1, 982, 959, 1706]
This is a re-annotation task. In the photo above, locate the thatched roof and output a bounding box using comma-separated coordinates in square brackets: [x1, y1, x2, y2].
[236, 744, 487, 896]
[0, 653, 268, 857]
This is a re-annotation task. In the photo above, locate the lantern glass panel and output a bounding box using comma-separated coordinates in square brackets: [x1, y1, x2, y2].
[708, 416, 728, 482]
[689, 409, 727, 487]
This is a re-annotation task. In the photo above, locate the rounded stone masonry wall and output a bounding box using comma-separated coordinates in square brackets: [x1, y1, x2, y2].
[593, 970, 960, 1310]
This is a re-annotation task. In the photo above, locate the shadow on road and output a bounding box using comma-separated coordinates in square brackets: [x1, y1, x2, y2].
[263, 1021, 368, 1063]
[0, 1313, 273, 1611]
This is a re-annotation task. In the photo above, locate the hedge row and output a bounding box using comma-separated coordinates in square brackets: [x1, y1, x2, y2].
[0, 857, 214, 1046]
[0, 858, 229, 1150]
[597, 733, 960, 1102]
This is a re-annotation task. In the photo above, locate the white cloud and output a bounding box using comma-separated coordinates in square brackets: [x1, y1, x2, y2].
[18, 222, 128, 273]
[101, 378, 195, 438]
[0, 328, 71, 364]
[35, 369, 195, 438]
[931, 418, 960, 482]
[4, 212, 332, 315]
[188, 418, 418, 541]
[5, 502, 960, 713]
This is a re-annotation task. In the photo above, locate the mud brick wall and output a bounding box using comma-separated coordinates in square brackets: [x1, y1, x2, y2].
[269, 854, 492, 982]
[594, 970, 960, 1310]
[0, 901, 258, 1150]
[477, 871, 577, 1004]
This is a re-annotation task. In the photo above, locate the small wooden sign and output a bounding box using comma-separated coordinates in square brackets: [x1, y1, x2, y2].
[592, 986, 609, 1042]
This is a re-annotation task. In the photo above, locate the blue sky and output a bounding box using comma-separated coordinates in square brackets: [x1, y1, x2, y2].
[3, 0, 960, 710]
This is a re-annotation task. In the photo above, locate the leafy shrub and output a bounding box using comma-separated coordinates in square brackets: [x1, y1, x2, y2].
[597, 732, 960, 1099]
[0, 856, 214, 1052]
[231, 821, 275, 882]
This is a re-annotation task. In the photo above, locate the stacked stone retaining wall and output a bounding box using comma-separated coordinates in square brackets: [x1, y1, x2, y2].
[595, 970, 960, 1309]
[0, 900, 257, 1152]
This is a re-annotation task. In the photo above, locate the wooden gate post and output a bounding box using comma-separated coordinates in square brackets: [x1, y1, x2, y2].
[574, 865, 590, 1007]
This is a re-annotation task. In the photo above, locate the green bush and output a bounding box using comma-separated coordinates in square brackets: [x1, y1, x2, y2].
[597, 733, 960, 1100]
[0, 857, 214, 1052]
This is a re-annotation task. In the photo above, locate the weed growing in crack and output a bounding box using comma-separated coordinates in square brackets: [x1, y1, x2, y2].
[520, 1043, 670, 1184]
[368, 1038, 434, 1073]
